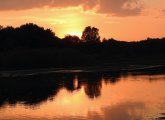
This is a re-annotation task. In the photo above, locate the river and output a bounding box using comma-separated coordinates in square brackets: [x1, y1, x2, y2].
[0, 72, 165, 120]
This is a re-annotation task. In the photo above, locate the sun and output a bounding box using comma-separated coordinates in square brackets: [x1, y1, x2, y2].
[68, 31, 82, 38]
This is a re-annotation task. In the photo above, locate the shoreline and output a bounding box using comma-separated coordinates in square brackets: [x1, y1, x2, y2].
[1, 65, 165, 78]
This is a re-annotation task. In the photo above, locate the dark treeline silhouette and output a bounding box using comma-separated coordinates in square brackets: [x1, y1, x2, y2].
[0, 23, 165, 70]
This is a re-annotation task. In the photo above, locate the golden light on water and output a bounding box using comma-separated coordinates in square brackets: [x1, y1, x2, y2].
[0, 74, 165, 119]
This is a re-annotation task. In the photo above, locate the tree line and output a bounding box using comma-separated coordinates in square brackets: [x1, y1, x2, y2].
[0, 23, 165, 70]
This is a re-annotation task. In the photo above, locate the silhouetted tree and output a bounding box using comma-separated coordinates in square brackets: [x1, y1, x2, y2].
[0, 26, 15, 50]
[63, 35, 80, 43]
[0, 25, 3, 29]
[81, 26, 100, 43]
[0, 23, 60, 50]
[16, 23, 58, 47]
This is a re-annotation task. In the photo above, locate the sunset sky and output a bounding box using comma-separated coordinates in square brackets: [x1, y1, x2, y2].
[0, 0, 165, 41]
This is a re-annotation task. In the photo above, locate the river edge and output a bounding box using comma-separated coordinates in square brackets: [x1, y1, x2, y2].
[0, 65, 165, 78]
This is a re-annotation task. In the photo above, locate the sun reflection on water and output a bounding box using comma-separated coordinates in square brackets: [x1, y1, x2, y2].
[0, 74, 165, 120]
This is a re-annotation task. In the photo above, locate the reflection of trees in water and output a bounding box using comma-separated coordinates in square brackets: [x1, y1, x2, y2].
[84, 81, 102, 99]
[157, 113, 165, 120]
[78, 74, 102, 99]
[0, 74, 74, 107]
[102, 73, 123, 84]
[0, 75, 61, 107]
[78, 72, 124, 98]
[0, 73, 124, 107]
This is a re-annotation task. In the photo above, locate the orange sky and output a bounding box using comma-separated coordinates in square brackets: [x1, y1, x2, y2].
[0, 0, 165, 41]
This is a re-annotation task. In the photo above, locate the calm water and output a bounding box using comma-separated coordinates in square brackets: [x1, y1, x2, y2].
[0, 72, 165, 120]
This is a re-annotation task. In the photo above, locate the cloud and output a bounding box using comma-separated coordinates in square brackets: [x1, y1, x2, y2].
[88, 101, 145, 120]
[82, 0, 99, 11]
[0, 0, 143, 17]
[162, 9, 165, 14]
[0, 0, 83, 10]
[0, 0, 97, 10]
[97, 0, 143, 16]
[0, 0, 48, 10]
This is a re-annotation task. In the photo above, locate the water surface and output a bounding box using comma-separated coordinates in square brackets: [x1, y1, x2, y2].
[0, 72, 165, 120]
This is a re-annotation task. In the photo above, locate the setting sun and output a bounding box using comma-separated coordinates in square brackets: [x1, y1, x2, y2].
[68, 31, 82, 37]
